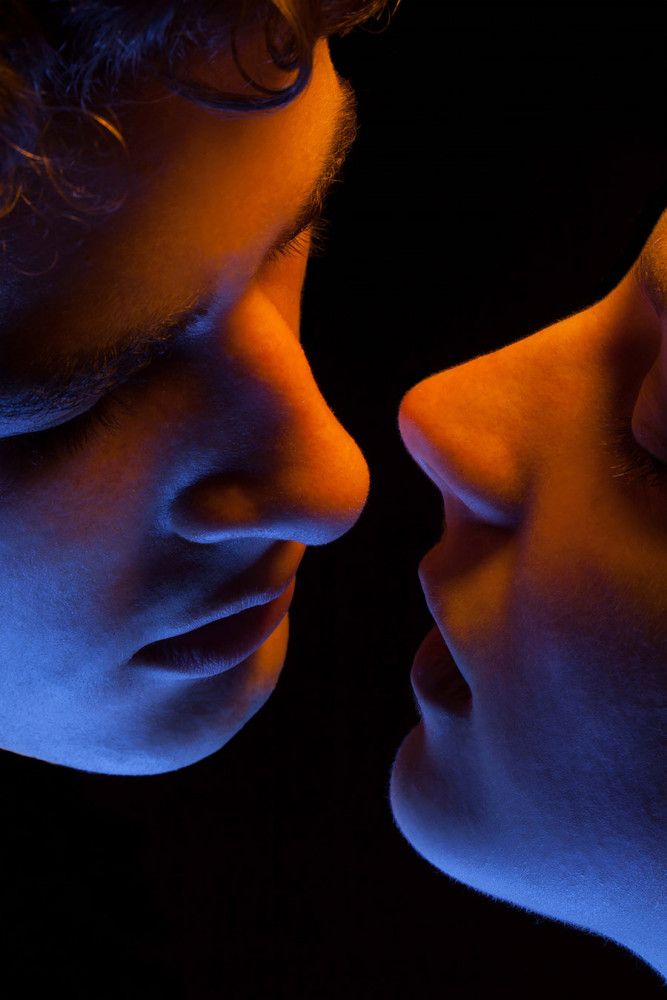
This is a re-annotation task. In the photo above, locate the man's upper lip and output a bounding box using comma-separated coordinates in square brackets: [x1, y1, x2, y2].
[200, 544, 304, 626]
[134, 541, 306, 653]
[150, 575, 296, 646]
[209, 574, 296, 620]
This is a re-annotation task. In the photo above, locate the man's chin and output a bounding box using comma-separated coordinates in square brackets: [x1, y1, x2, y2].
[132, 610, 292, 776]
[8, 613, 292, 778]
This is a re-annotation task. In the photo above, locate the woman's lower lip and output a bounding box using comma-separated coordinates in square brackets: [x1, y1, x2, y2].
[129, 577, 296, 678]
[410, 625, 472, 716]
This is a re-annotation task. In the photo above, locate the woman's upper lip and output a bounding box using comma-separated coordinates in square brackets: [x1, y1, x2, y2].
[417, 544, 444, 618]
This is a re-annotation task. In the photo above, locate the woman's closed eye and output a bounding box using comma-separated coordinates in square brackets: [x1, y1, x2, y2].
[606, 414, 667, 490]
[264, 214, 331, 265]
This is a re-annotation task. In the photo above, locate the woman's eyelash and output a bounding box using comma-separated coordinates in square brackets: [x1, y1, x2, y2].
[605, 416, 667, 489]
[265, 215, 331, 263]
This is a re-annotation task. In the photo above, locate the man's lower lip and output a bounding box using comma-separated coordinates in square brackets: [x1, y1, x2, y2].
[129, 578, 296, 678]
[410, 625, 472, 715]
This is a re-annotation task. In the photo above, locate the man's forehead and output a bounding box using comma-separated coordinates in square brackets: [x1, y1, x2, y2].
[0, 38, 343, 358]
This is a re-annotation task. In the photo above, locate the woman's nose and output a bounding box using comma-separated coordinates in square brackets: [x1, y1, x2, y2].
[397, 352, 529, 529]
[168, 285, 371, 545]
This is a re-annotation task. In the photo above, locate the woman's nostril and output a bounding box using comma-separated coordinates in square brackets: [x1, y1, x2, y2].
[420, 458, 440, 482]
[397, 381, 431, 435]
[416, 456, 448, 495]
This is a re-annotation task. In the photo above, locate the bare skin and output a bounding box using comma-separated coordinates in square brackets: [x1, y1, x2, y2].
[391, 209, 667, 980]
[0, 35, 369, 775]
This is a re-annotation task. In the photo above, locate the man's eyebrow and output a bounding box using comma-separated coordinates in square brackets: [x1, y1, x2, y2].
[0, 78, 359, 427]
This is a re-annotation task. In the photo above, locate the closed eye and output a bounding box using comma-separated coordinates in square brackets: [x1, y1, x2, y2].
[12, 385, 137, 467]
[264, 215, 331, 264]
[604, 414, 667, 489]
[9, 215, 333, 470]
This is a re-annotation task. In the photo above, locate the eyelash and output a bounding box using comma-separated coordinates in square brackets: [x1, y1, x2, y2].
[23, 397, 667, 490]
[19, 390, 135, 467]
[606, 416, 667, 489]
[264, 215, 331, 263]
[16, 220, 333, 466]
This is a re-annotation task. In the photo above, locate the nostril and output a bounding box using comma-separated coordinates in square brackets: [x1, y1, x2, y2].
[418, 457, 449, 501]
[398, 383, 525, 529]
[397, 384, 427, 444]
[420, 457, 440, 483]
[411, 446, 522, 530]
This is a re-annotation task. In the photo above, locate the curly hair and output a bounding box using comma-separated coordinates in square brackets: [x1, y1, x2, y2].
[0, 0, 398, 223]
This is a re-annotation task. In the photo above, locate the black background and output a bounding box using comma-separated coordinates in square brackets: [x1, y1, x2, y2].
[2, 2, 667, 997]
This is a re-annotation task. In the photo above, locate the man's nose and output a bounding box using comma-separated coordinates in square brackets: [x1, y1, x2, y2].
[397, 354, 528, 529]
[168, 287, 371, 545]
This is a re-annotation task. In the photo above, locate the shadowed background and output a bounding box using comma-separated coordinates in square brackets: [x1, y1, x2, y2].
[1, 2, 666, 997]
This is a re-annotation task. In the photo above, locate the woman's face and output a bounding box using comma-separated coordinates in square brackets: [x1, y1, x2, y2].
[390, 209, 667, 971]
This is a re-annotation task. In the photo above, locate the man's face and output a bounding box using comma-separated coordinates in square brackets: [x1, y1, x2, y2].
[390, 210, 667, 969]
[0, 36, 369, 775]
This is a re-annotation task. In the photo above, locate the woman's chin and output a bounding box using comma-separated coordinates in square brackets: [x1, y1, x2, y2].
[389, 723, 438, 861]
[389, 721, 491, 887]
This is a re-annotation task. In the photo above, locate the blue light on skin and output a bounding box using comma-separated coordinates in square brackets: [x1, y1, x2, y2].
[0, 34, 369, 775]
[391, 208, 667, 982]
